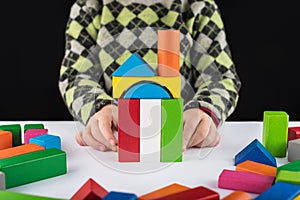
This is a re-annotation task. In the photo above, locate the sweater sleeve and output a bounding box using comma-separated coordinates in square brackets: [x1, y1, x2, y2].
[182, 0, 241, 126]
[59, 0, 116, 125]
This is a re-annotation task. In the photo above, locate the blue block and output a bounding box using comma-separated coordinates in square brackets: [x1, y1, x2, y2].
[234, 139, 277, 167]
[103, 191, 137, 200]
[123, 82, 171, 99]
[112, 53, 155, 77]
[29, 134, 61, 150]
[255, 182, 300, 200]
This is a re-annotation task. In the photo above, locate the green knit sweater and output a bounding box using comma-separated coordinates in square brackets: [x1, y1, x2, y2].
[59, 0, 241, 125]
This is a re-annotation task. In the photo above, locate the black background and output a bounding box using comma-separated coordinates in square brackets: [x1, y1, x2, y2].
[0, 0, 299, 121]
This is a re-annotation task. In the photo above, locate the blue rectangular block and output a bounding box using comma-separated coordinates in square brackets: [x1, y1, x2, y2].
[29, 134, 61, 150]
[103, 191, 137, 200]
[255, 182, 300, 200]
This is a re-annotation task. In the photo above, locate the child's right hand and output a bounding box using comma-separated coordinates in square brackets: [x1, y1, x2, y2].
[75, 104, 118, 151]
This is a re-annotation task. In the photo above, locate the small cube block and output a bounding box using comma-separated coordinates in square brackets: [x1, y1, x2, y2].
[24, 124, 44, 132]
[222, 191, 251, 200]
[277, 159, 300, 176]
[275, 170, 300, 186]
[255, 182, 300, 200]
[139, 183, 190, 199]
[0, 172, 5, 190]
[288, 127, 300, 141]
[0, 131, 12, 150]
[29, 134, 61, 150]
[288, 138, 300, 162]
[103, 191, 137, 200]
[236, 160, 277, 177]
[0, 144, 45, 159]
[71, 178, 108, 200]
[0, 124, 21, 147]
[24, 129, 48, 144]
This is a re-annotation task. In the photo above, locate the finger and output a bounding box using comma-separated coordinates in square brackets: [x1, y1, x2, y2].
[182, 117, 199, 151]
[82, 127, 107, 151]
[188, 116, 212, 148]
[98, 119, 117, 150]
[75, 131, 87, 146]
[91, 120, 116, 151]
[196, 123, 219, 148]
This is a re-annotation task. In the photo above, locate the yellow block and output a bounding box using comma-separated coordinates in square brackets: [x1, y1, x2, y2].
[294, 194, 300, 200]
[113, 76, 180, 98]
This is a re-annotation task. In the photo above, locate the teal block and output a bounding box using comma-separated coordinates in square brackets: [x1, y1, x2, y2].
[29, 134, 61, 150]
[161, 99, 183, 162]
[277, 159, 300, 176]
[263, 111, 288, 157]
[0, 190, 65, 200]
[0, 124, 21, 146]
[123, 83, 171, 99]
[24, 124, 44, 132]
[0, 148, 67, 189]
[103, 191, 137, 200]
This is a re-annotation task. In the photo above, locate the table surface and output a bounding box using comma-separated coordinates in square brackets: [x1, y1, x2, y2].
[2, 121, 297, 199]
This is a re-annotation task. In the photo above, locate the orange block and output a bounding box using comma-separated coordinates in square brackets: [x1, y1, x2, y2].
[0, 131, 12, 150]
[0, 144, 45, 159]
[236, 160, 277, 177]
[222, 191, 251, 200]
[158, 30, 180, 77]
[139, 183, 190, 200]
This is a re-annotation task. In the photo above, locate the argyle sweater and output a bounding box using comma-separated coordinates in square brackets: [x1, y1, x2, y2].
[59, 0, 241, 126]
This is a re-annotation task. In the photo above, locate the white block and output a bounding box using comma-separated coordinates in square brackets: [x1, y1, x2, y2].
[0, 171, 5, 190]
[288, 138, 300, 162]
[140, 99, 161, 162]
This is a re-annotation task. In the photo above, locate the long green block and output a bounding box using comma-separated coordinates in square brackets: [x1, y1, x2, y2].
[0, 190, 65, 200]
[0, 148, 67, 189]
[276, 170, 300, 186]
[277, 159, 300, 176]
[0, 124, 21, 147]
[161, 99, 183, 162]
[24, 123, 44, 132]
[263, 111, 289, 157]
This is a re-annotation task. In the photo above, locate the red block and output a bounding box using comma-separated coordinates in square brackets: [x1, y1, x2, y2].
[218, 169, 274, 194]
[71, 178, 108, 200]
[118, 99, 140, 162]
[152, 186, 219, 200]
[288, 127, 300, 141]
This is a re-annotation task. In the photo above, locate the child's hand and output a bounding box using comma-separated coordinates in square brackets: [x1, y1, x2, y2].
[75, 104, 118, 151]
[183, 108, 220, 151]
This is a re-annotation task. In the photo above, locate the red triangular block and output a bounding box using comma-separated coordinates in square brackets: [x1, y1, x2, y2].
[71, 178, 108, 200]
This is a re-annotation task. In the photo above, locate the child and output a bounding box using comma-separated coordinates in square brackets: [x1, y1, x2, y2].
[59, 0, 241, 151]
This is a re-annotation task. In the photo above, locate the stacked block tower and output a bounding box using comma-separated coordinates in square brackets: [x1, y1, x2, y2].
[113, 30, 183, 162]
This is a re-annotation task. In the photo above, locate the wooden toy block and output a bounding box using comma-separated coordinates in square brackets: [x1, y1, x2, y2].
[103, 191, 137, 200]
[140, 99, 161, 162]
[288, 138, 300, 162]
[112, 76, 180, 99]
[24, 123, 44, 132]
[0, 148, 67, 189]
[277, 159, 300, 176]
[24, 129, 48, 144]
[0, 143, 45, 159]
[112, 53, 155, 77]
[218, 169, 274, 194]
[158, 30, 180, 77]
[139, 183, 190, 200]
[288, 127, 300, 141]
[0, 190, 64, 200]
[0, 130, 12, 150]
[294, 194, 300, 200]
[29, 134, 61, 150]
[152, 186, 219, 200]
[0, 124, 21, 147]
[161, 99, 183, 162]
[275, 170, 300, 186]
[118, 99, 140, 162]
[255, 182, 300, 200]
[0, 171, 5, 190]
[263, 111, 289, 157]
[222, 190, 251, 200]
[71, 178, 108, 200]
[236, 160, 277, 177]
[234, 139, 277, 167]
[122, 82, 171, 99]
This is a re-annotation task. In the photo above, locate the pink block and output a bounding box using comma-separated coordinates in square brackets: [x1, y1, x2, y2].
[218, 169, 274, 194]
[24, 129, 48, 144]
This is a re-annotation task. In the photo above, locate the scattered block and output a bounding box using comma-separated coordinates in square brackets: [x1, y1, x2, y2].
[222, 190, 251, 200]
[151, 186, 219, 200]
[277, 159, 300, 176]
[24, 123, 44, 132]
[29, 134, 61, 150]
[24, 129, 48, 144]
[0, 130, 12, 150]
[236, 160, 277, 177]
[234, 139, 277, 167]
[288, 138, 300, 162]
[0, 190, 63, 200]
[103, 191, 137, 200]
[0, 143, 45, 159]
[118, 99, 140, 162]
[122, 83, 171, 99]
[288, 127, 300, 141]
[0, 124, 21, 147]
[218, 169, 274, 194]
[255, 182, 300, 200]
[263, 111, 288, 157]
[0, 172, 5, 190]
[161, 99, 183, 162]
[275, 170, 300, 186]
[71, 178, 108, 200]
[0, 148, 67, 189]
[139, 183, 190, 200]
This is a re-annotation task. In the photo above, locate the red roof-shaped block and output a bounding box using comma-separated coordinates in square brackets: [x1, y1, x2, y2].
[71, 178, 108, 200]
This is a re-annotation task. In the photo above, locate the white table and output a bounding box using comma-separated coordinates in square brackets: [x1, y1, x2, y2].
[2, 121, 296, 199]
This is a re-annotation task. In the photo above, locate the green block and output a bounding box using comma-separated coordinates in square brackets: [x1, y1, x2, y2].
[24, 123, 44, 132]
[0, 148, 67, 189]
[0, 190, 65, 200]
[276, 170, 300, 186]
[263, 111, 289, 157]
[277, 159, 300, 176]
[161, 99, 183, 162]
[0, 124, 21, 147]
